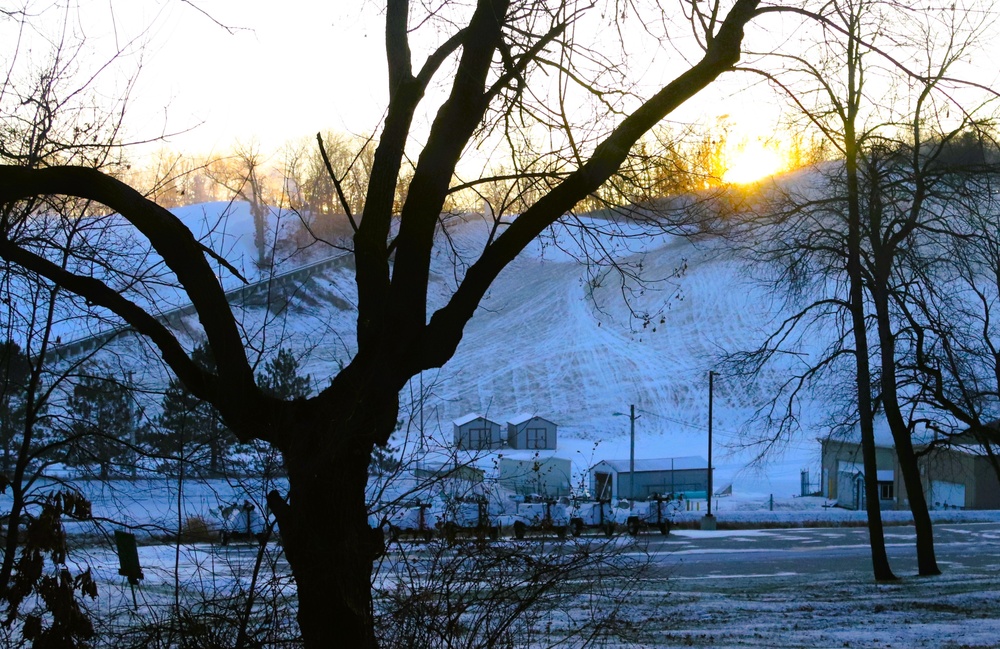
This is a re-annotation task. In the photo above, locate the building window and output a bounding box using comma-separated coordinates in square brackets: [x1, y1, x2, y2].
[879, 481, 894, 501]
[526, 427, 547, 449]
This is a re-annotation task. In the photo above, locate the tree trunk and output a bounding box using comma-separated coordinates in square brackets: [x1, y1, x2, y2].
[849, 292, 897, 582]
[872, 286, 940, 576]
[845, 108, 896, 581]
[271, 426, 383, 648]
[0, 484, 24, 594]
[892, 430, 940, 575]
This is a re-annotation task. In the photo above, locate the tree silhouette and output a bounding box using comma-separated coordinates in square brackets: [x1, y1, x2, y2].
[0, 2, 766, 645]
[63, 370, 136, 479]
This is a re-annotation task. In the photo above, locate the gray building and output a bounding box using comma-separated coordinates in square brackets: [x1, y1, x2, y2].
[820, 439, 898, 510]
[453, 413, 503, 450]
[821, 434, 1000, 511]
[590, 456, 710, 500]
[506, 414, 558, 450]
[497, 456, 572, 497]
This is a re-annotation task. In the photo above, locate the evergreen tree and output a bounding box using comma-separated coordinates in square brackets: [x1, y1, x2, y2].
[257, 348, 311, 400]
[252, 348, 311, 476]
[149, 344, 234, 476]
[64, 370, 135, 479]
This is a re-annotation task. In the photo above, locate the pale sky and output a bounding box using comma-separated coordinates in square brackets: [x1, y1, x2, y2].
[8, 1, 998, 166]
[62, 1, 787, 159]
[109, 2, 392, 153]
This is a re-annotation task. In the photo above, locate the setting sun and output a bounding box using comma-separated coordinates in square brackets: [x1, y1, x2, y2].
[723, 141, 786, 184]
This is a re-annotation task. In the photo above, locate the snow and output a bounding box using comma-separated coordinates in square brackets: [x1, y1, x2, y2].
[42, 197, 967, 497]
[506, 412, 545, 425]
[27, 199, 1000, 645]
[453, 412, 487, 426]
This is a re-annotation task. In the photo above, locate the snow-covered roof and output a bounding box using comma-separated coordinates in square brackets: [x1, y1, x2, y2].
[596, 456, 708, 473]
[507, 413, 557, 426]
[495, 451, 571, 464]
[823, 419, 937, 448]
[453, 412, 488, 426]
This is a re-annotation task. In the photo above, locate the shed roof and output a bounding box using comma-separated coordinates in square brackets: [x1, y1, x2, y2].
[595, 456, 708, 473]
[453, 412, 489, 426]
[507, 413, 557, 426]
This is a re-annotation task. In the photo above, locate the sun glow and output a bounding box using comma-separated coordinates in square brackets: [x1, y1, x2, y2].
[722, 142, 786, 185]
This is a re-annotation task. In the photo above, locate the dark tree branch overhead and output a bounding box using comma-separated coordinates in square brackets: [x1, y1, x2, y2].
[0, 165, 270, 436]
[0, 1, 772, 645]
[422, 0, 761, 369]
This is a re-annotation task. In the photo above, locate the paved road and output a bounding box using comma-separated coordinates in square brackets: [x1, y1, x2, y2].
[633, 521, 1000, 579]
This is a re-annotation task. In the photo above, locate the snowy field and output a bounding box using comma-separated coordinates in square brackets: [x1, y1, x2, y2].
[15, 476, 995, 648]
[31, 200, 1000, 646]
[70, 200, 835, 498]
[618, 558, 1000, 648]
[61, 507, 1000, 648]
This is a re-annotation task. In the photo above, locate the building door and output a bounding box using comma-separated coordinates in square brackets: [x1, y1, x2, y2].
[594, 472, 613, 500]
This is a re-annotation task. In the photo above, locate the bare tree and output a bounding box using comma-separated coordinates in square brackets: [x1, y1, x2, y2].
[730, 0, 996, 580]
[205, 141, 274, 268]
[0, 1, 770, 645]
[891, 132, 1000, 477]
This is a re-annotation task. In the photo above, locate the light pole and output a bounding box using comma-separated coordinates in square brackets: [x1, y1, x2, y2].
[702, 371, 717, 530]
[613, 405, 639, 500]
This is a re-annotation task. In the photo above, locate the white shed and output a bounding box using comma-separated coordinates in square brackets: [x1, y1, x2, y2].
[506, 414, 557, 450]
[453, 413, 503, 450]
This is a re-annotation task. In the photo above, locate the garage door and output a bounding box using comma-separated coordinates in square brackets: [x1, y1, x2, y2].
[929, 480, 966, 509]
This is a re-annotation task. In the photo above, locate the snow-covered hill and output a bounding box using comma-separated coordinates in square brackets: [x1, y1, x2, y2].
[68, 201, 835, 497]
[409, 215, 826, 497]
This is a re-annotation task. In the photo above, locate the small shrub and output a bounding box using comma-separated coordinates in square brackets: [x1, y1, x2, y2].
[180, 515, 217, 543]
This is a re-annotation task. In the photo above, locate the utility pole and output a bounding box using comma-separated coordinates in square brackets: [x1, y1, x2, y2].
[127, 370, 136, 479]
[708, 372, 714, 515]
[702, 371, 717, 530]
[629, 404, 636, 500]
[613, 406, 640, 500]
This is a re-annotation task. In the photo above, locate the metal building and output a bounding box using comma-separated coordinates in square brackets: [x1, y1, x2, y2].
[590, 456, 710, 500]
[821, 434, 1000, 511]
[497, 455, 573, 497]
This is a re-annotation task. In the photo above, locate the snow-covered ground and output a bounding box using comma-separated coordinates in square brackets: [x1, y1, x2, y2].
[65, 505, 1000, 649]
[31, 199, 1000, 645]
[615, 556, 1000, 648]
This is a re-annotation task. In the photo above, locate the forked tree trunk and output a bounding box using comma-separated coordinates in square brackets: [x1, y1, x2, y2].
[845, 113, 896, 581]
[269, 419, 383, 648]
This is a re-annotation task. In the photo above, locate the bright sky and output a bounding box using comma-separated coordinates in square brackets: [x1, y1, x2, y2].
[38, 1, 788, 162]
[105, 2, 391, 153]
[8, 1, 998, 177]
